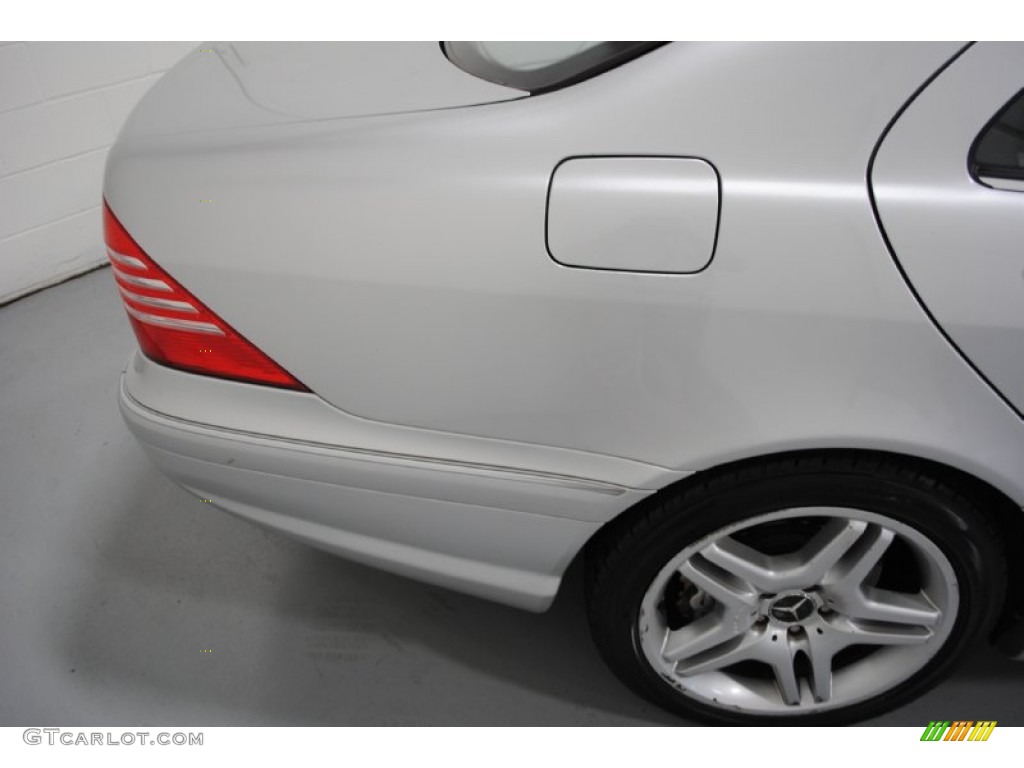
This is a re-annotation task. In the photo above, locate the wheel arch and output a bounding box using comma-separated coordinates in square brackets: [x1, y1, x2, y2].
[585, 447, 1023, 643]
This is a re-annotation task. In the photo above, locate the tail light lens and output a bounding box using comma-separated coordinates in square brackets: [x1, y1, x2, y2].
[104, 202, 308, 391]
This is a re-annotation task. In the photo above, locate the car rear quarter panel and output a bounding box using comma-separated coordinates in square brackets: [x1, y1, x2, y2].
[104, 42, 1024, 509]
[872, 42, 1024, 418]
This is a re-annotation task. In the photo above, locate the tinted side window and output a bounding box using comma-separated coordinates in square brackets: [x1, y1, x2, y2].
[972, 89, 1024, 181]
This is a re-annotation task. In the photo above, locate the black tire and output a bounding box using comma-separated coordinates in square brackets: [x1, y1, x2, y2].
[584, 452, 1006, 725]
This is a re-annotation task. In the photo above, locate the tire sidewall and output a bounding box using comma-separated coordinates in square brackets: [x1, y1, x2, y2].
[590, 467, 1002, 725]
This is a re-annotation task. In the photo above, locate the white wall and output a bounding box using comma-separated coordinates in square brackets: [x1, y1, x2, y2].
[0, 42, 197, 304]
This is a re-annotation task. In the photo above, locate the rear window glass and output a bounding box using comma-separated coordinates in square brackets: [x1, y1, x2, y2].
[442, 41, 665, 94]
[971, 89, 1024, 182]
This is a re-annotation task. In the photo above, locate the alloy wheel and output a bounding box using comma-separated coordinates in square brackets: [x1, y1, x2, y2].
[636, 507, 959, 714]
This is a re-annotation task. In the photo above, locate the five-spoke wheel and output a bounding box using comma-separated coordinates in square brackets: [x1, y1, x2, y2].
[586, 454, 1004, 724]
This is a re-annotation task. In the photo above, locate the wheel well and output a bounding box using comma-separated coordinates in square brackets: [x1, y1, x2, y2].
[586, 447, 1023, 639]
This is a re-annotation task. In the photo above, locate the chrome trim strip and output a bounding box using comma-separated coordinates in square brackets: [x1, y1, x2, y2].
[119, 286, 198, 314]
[124, 304, 224, 335]
[979, 175, 1024, 192]
[120, 382, 628, 497]
[106, 247, 147, 270]
[111, 265, 172, 292]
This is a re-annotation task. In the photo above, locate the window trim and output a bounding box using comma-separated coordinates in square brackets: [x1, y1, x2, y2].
[968, 87, 1024, 187]
[441, 42, 668, 96]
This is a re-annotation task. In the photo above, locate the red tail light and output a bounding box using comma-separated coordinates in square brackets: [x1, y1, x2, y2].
[104, 202, 308, 391]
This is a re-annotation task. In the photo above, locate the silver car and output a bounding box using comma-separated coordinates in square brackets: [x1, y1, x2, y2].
[103, 41, 1024, 724]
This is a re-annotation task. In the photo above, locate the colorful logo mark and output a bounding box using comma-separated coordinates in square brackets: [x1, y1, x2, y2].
[920, 721, 997, 742]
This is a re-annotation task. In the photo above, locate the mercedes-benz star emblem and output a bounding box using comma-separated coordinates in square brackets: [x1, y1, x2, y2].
[770, 593, 815, 623]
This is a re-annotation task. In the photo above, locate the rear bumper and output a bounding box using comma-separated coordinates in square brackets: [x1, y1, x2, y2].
[118, 353, 668, 611]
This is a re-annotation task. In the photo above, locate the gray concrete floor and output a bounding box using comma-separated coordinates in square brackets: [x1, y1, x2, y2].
[1, 267, 1023, 726]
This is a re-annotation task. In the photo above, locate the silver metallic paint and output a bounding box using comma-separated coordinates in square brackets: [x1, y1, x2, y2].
[105, 42, 1024, 609]
[872, 42, 1024, 416]
[546, 156, 720, 273]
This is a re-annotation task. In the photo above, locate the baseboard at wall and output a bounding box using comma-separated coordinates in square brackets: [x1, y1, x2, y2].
[0, 259, 107, 308]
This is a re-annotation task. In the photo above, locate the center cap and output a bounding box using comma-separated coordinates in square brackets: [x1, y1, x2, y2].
[769, 592, 815, 623]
